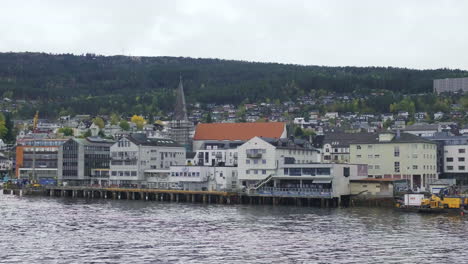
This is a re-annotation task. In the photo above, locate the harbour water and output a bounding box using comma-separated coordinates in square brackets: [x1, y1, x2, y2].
[0, 192, 466, 263]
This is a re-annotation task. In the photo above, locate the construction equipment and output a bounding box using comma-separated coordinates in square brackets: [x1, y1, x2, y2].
[33, 111, 39, 132]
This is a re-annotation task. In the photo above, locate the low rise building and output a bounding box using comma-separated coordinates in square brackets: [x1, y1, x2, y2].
[349, 132, 437, 191]
[58, 137, 114, 186]
[16, 138, 67, 182]
[237, 136, 321, 188]
[109, 134, 185, 187]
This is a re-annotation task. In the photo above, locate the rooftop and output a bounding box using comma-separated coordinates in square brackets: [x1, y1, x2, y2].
[194, 122, 285, 141]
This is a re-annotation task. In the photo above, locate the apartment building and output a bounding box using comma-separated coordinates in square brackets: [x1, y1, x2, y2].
[237, 136, 321, 188]
[349, 132, 437, 191]
[109, 133, 185, 186]
[434, 77, 468, 94]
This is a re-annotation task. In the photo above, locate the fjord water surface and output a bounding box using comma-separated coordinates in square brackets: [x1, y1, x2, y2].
[0, 192, 466, 263]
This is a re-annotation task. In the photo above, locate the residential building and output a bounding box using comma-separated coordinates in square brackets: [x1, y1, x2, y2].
[434, 77, 468, 94]
[57, 137, 114, 186]
[237, 136, 321, 188]
[403, 123, 439, 138]
[321, 133, 376, 163]
[349, 132, 437, 191]
[441, 140, 468, 185]
[109, 134, 185, 187]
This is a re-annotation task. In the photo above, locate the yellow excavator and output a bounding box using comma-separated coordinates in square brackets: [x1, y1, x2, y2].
[419, 187, 468, 214]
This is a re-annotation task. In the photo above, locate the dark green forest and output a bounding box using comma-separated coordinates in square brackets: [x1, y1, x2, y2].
[1, 52, 467, 118]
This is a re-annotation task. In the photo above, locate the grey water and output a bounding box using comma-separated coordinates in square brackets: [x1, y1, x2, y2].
[0, 192, 466, 264]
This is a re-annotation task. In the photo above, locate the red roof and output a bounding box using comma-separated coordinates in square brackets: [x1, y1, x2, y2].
[194, 122, 286, 141]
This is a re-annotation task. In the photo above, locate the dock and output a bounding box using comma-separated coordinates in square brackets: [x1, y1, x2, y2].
[2, 186, 344, 207]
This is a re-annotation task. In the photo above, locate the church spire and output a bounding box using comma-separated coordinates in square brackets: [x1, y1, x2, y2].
[174, 75, 188, 121]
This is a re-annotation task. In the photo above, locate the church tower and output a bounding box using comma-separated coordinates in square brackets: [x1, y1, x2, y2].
[174, 75, 188, 121]
[167, 76, 194, 151]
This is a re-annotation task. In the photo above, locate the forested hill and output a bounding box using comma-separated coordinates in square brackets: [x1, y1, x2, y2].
[0, 52, 467, 118]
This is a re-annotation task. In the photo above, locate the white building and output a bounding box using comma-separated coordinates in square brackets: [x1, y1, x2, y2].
[237, 136, 321, 187]
[109, 134, 185, 186]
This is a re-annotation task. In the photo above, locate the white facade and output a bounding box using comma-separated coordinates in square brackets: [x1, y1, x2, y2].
[109, 136, 185, 186]
[237, 137, 321, 187]
[443, 145, 468, 173]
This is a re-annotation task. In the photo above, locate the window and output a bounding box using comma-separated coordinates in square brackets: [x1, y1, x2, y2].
[374, 154, 380, 158]
[246, 160, 250, 164]
[357, 145, 361, 150]
[394, 146, 400, 157]
[254, 170, 258, 174]
[246, 170, 250, 174]
[357, 155, 362, 158]
[254, 159, 259, 164]
[459, 157, 465, 162]
[446, 157, 454, 162]
[367, 145, 373, 149]
[447, 166, 453, 171]
[459, 149, 466, 153]
[412, 165, 418, 170]
[262, 159, 266, 164]
[368, 154, 373, 158]
[459, 166, 465, 171]
[412, 154, 418, 158]
[368, 165, 373, 169]
[262, 170, 266, 174]
[375, 165, 380, 169]
[394, 162, 400, 173]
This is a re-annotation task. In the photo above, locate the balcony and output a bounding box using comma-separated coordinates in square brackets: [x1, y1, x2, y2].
[252, 187, 332, 198]
[111, 156, 137, 161]
[247, 153, 262, 159]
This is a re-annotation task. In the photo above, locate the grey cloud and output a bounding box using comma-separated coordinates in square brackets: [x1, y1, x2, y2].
[0, 0, 467, 69]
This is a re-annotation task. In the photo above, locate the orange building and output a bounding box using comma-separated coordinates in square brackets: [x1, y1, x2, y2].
[15, 138, 67, 179]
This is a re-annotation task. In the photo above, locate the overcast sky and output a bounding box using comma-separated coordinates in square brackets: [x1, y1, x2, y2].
[1, 0, 467, 69]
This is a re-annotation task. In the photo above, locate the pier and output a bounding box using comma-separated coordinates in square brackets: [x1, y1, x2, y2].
[2, 186, 343, 208]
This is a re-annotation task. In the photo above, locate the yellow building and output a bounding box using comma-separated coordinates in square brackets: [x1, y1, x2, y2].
[349, 132, 437, 191]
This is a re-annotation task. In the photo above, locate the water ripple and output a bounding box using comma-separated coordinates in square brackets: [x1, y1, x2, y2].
[0, 193, 466, 263]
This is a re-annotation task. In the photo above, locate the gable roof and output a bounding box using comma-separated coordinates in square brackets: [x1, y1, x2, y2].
[194, 122, 285, 141]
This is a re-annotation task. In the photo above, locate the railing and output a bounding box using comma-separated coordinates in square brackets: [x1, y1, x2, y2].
[248, 174, 274, 191]
[111, 156, 137, 161]
[247, 153, 262, 159]
[253, 187, 332, 198]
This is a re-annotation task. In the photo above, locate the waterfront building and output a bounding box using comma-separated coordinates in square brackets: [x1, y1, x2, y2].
[237, 136, 321, 188]
[109, 133, 185, 187]
[248, 162, 368, 204]
[349, 132, 438, 191]
[57, 137, 114, 186]
[16, 138, 67, 182]
[427, 133, 468, 185]
[187, 141, 239, 167]
[434, 77, 468, 94]
[164, 165, 237, 191]
[350, 178, 406, 197]
[193, 122, 287, 151]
